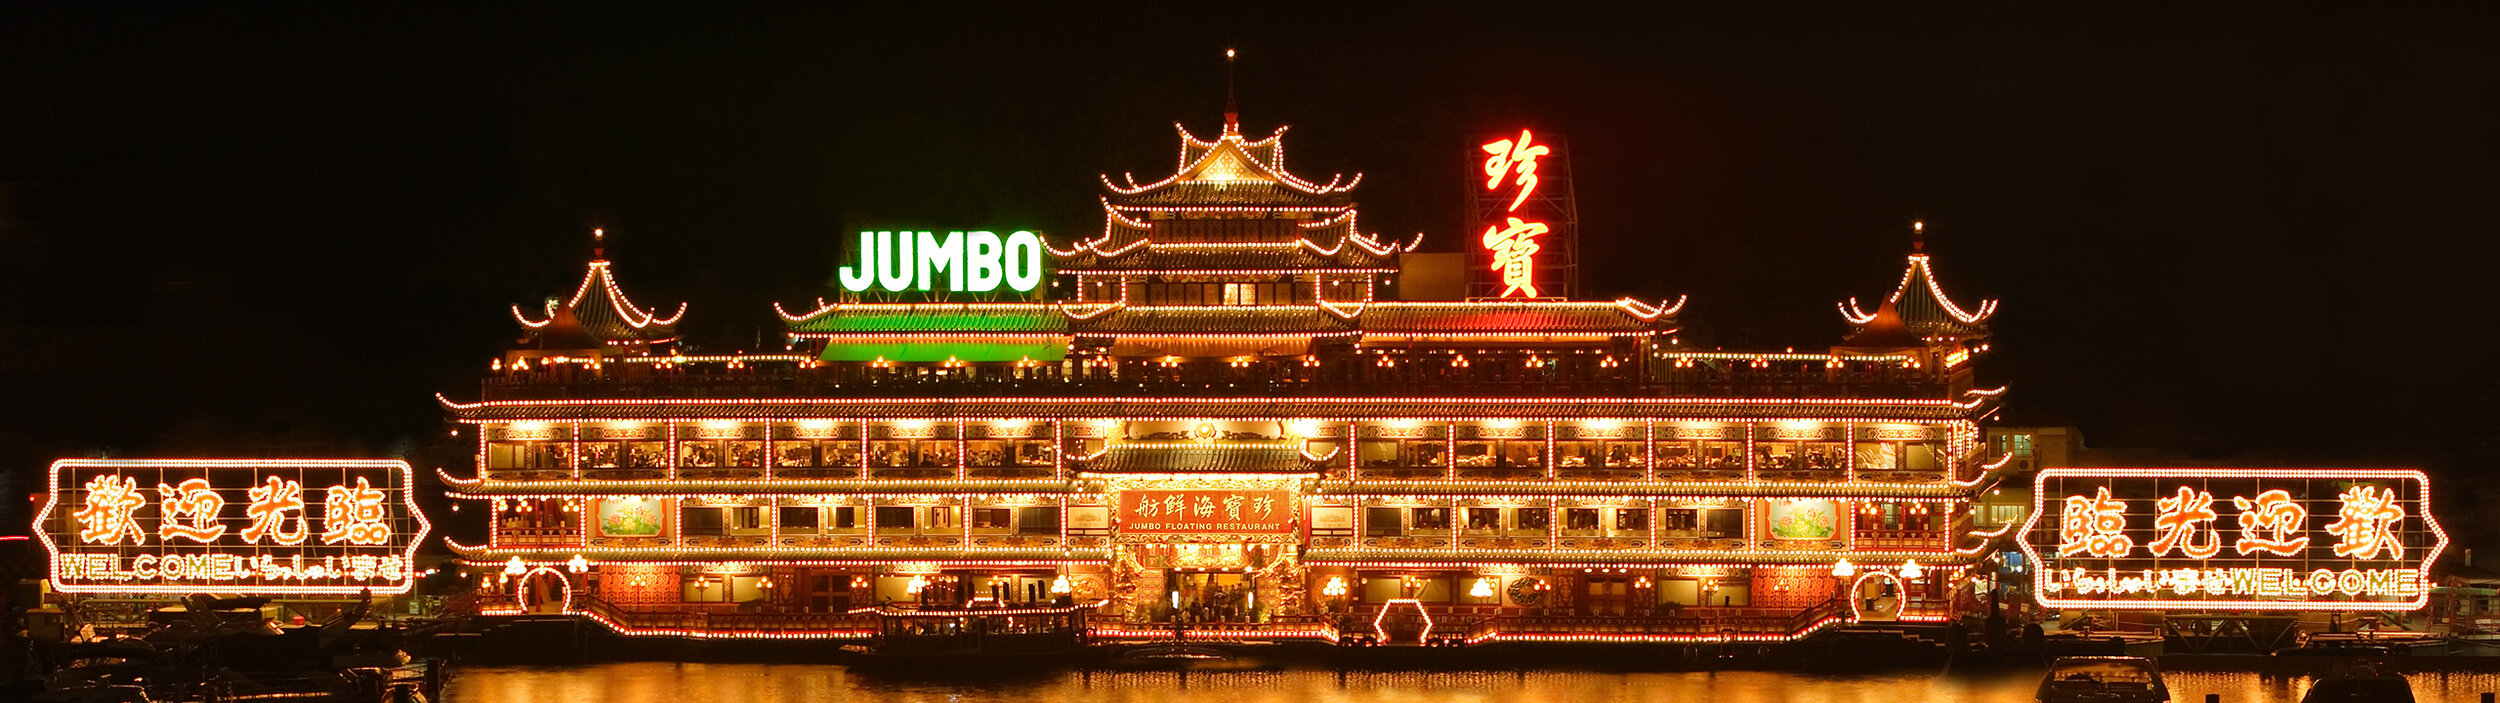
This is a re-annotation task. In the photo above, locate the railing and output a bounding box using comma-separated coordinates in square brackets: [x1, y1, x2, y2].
[1854, 529, 1951, 549]
[1456, 600, 1849, 643]
[480, 365, 1961, 402]
[573, 596, 877, 637]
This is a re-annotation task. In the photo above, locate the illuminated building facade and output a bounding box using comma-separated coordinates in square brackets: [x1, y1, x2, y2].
[442, 108, 2013, 645]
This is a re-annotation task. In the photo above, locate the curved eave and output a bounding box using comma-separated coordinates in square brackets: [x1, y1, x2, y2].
[1315, 479, 1977, 499]
[447, 478, 1079, 498]
[1300, 548, 1989, 567]
[441, 394, 1999, 423]
[449, 542, 1110, 563]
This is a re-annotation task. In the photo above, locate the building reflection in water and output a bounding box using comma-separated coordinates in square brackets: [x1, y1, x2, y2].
[444, 663, 2492, 703]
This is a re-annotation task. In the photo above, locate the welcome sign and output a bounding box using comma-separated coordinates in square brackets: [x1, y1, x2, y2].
[2019, 468, 2445, 611]
[837, 230, 1046, 294]
[38, 459, 431, 595]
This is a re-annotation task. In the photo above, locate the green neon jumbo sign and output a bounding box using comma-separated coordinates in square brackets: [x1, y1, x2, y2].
[837, 230, 1046, 294]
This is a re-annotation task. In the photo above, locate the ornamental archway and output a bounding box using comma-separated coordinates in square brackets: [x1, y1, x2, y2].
[1849, 571, 1904, 623]
[515, 566, 573, 615]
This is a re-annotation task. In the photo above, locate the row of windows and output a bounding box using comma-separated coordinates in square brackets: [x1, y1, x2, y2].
[1358, 506, 1745, 537]
[1350, 439, 1943, 471]
[678, 505, 1061, 536]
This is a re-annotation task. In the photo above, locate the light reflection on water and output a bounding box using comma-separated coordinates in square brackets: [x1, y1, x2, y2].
[443, 662, 2500, 702]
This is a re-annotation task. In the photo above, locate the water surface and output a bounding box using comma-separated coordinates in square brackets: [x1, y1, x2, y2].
[445, 663, 2500, 702]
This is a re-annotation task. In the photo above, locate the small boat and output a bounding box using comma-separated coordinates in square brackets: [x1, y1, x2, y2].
[2035, 656, 2169, 703]
[2295, 659, 2414, 703]
[855, 602, 1094, 662]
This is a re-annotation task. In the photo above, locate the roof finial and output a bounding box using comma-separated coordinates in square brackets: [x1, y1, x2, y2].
[1223, 47, 1239, 133]
[1911, 220, 1924, 253]
[592, 227, 606, 260]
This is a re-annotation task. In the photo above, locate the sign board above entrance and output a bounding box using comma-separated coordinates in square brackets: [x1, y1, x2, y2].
[1118, 489, 1295, 542]
[837, 230, 1046, 294]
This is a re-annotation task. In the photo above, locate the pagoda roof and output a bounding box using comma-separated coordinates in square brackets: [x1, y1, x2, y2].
[1072, 306, 1356, 336]
[447, 539, 1106, 564]
[778, 297, 1673, 338]
[1052, 232, 1401, 273]
[1300, 547, 1989, 567]
[440, 389, 2004, 423]
[1101, 123, 1358, 210]
[779, 302, 1067, 335]
[513, 258, 686, 348]
[1077, 443, 1325, 473]
[438, 469, 1075, 497]
[1840, 251, 1996, 341]
[1356, 299, 1682, 336]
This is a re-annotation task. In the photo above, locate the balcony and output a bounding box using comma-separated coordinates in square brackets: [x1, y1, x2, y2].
[478, 361, 1959, 402]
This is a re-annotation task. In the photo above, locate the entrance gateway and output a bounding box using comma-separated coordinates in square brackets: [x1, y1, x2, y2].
[1111, 482, 1300, 625]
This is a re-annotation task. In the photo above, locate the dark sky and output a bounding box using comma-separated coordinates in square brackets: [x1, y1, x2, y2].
[2, 6, 2496, 541]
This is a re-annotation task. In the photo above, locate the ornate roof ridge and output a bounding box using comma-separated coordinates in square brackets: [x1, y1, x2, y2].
[511, 249, 687, 346]
[1839, 245, 1996, 339]
[1098, 122, 1360, 199]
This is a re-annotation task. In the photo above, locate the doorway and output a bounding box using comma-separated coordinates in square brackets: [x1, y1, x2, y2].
[1167, 571, 1258, 623]
[1580, 576, 1632, 616]
[1852, 572, 1904, 622]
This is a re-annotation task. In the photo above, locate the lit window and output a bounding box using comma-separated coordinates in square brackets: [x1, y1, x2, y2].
[1222, 282, 1258, 305]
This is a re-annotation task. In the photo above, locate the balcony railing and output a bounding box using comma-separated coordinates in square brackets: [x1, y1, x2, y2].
[479, 365, 1959, 402]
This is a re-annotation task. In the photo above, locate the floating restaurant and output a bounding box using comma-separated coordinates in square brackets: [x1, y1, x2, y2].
[435, 98, 2021, 647]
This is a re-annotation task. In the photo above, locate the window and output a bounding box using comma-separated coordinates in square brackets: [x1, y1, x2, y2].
[1515, 507, 1551, 530]
[1614, 508, 1648, 531]
[1016, 507, 1060, 535]
[1661, 509, 1699, 531]
[874, 506, 915, 529]
[1704, 509, 1744, 538]
[1465, 508, 1502, 530]
[728, 441, 765, 467]
[972, 508, 1013, 530]
[2005, 434, 2034, 458]
[926, 506, 956, 529]
[831, 506, 859, 529]
[681, 507, 725, 536]
[776, 442, 818, 467]
[728, 507, 764, 531]
[1411, 507, 1452, 532]
[1223, 282, 1257, 305]
[1565, 508, 1601, 531]
[779, 506, 820, 532]
[1358, 440, 1401, 468]
[1365, 507, 1404, 537]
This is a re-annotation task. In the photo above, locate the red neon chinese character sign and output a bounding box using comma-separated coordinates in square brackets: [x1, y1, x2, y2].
[156, 478, 227, 543]
[2232, 489, 2309, 557]
[2149, 486, 2222, 559]
[1481, 217, 1548, 298]
[2058, 486, 2132, 558]
[1482, 130, 1549, 211]
[242, 476, 310, 546]
[2327, 485, 2405, 560]
[75, 475, 148, 546]
[322, 476, 392, 546]
[1478, 129, 1551, 299]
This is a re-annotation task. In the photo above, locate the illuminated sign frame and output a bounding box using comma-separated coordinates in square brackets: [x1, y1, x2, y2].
[1116, 489, 1295, 540]
[36, 459, 433, 595]
[2017, 468, 2446, 612]
[836, 230, 1045, 294]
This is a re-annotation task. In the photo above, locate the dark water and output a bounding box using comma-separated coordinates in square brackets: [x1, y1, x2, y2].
[443, 663, 2500, 702]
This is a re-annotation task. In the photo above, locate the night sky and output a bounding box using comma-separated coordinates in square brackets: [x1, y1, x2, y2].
[2, 7, 2496, 546]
